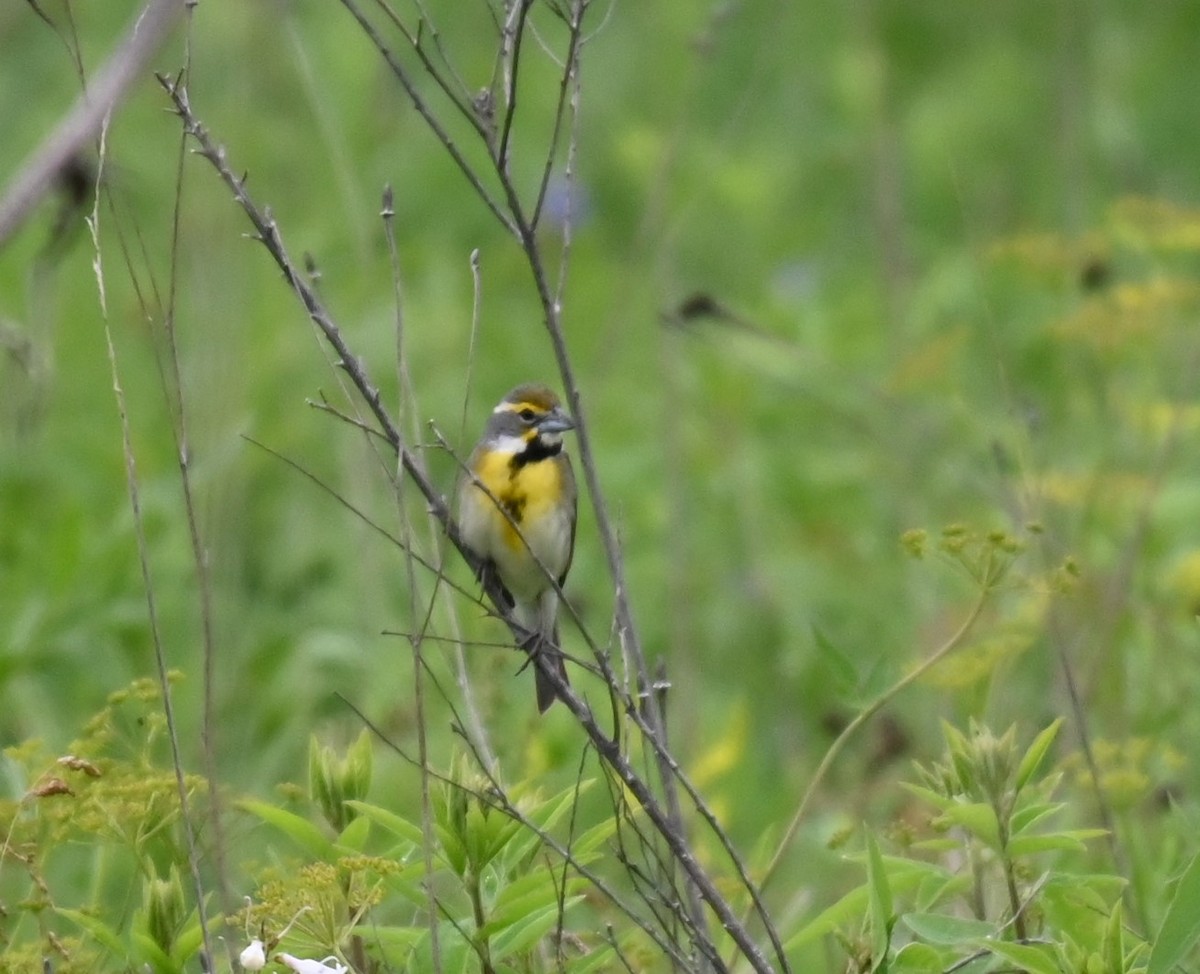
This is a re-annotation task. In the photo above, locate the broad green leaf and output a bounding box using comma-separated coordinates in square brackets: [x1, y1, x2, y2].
[170, 908, 220, 967]
[565, 945, 617, 973]
[409, 920, 472, 974]
[381, 866, 431, 908]
[491, 898, 583, 961]
[1148, 849, 1200, 974]
[984, 939, 1061, 974]
[914, 871, 972, 912]
[787, 861, 934, 950]
[571, 815, 618, 857]
[56, 908, 128, 957]
[892, 942, 947, 972]
[487, 869, 585, 932]
[1008, 829, 1106, 857]
[501, 785, 585, 868]
[437, 821, 468, 876]
[1015, 718, 1063, 792]
[363, 924, 426, 966]
[346, 800, 425, 852]
[936, 802, 1001, 850]
[911, 837, 962, 854]
[1041, 874, 1125, 922]
[337, 812, 371, 853]
[171, 920, 206, 967]
[900, 782, 957, 813]
[1010, 801, 1067, 835]
[239, 800, 336, 860]
[131, 930, 178, 974]
[901, 912, 996, 945]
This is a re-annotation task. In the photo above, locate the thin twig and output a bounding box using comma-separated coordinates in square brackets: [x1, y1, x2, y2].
[496, 0, 533, 173]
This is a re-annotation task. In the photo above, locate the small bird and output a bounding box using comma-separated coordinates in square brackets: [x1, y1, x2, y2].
[457, 384, 577, 711]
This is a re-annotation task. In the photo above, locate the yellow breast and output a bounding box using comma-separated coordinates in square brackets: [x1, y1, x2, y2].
[473, 449, 565, 550]
[464, 447, 574, 601]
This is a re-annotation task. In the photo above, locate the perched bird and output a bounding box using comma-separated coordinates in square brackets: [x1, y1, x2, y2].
[457, 384, 577, 711]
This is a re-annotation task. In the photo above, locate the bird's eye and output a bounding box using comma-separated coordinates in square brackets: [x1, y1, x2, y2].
[518, 408, 536, 422]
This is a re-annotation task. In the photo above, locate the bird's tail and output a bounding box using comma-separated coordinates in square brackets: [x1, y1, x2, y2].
[533, 627, 570, 713]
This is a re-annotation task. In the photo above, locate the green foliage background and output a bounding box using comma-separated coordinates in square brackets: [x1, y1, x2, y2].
[3, 0, 1200, 969]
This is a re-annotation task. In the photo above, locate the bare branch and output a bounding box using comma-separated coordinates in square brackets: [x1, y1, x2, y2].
[496, 0, 533, 174]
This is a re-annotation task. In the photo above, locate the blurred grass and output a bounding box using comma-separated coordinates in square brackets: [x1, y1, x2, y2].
[2, 0, 1200, 920]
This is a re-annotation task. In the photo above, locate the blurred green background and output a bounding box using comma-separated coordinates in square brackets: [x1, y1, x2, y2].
[3, 0, 1200, 910]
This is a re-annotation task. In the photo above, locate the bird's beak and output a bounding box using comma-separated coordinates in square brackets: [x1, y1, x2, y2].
[538, 407, 575, 434]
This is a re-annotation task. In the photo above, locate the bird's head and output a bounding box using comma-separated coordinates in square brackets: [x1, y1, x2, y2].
[485, 384, 575, 454]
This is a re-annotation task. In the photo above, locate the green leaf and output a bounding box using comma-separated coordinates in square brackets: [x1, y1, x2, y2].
[346, 727, 373, 800]
[490, 899, 582, 961]
[565, 945, 617, 973]
[1008, 829, 1106, 857]
[131, 930, 178, 974]
[437, 821, 468, 876]
[983, 939, 1061, 974]
[786, 860, 934, 951]
[1103, 901, 1124, 974]
[1015, 718, 1063, 793]
[865, 832, 893, 971]
[364, 924, 426, 966]
[1148, 849, 1200, 974]
[170, 908, 220, 968]
[899, 782, 957, 813]
[891, 942, 947, 972]
[914, 871, 972, 912]
[1010, 801, 1067, 835]
[239, 800, 336, 860]
[487, 869, 585, 933]
[337, 812, 371, 853]
[345, 800, 424, 849]
[571, 815, 618, 857]
[813, 624, 860, 697]
[56, 908, 128, 958]
[380, 868, 431, 909]
[901, 912, 996, 945]
[501, 784, 585, 868]
[936, 802, 1001, 850]
[410, 920, 472, 974]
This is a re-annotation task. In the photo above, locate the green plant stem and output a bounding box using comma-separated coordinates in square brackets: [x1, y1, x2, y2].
[760, 586, 990, 898]
[468, 870, 495, 974]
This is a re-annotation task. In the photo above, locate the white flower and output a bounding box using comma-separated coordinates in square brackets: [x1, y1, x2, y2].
[239, 939, 266, 971]
[277, 953, 348, 974]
